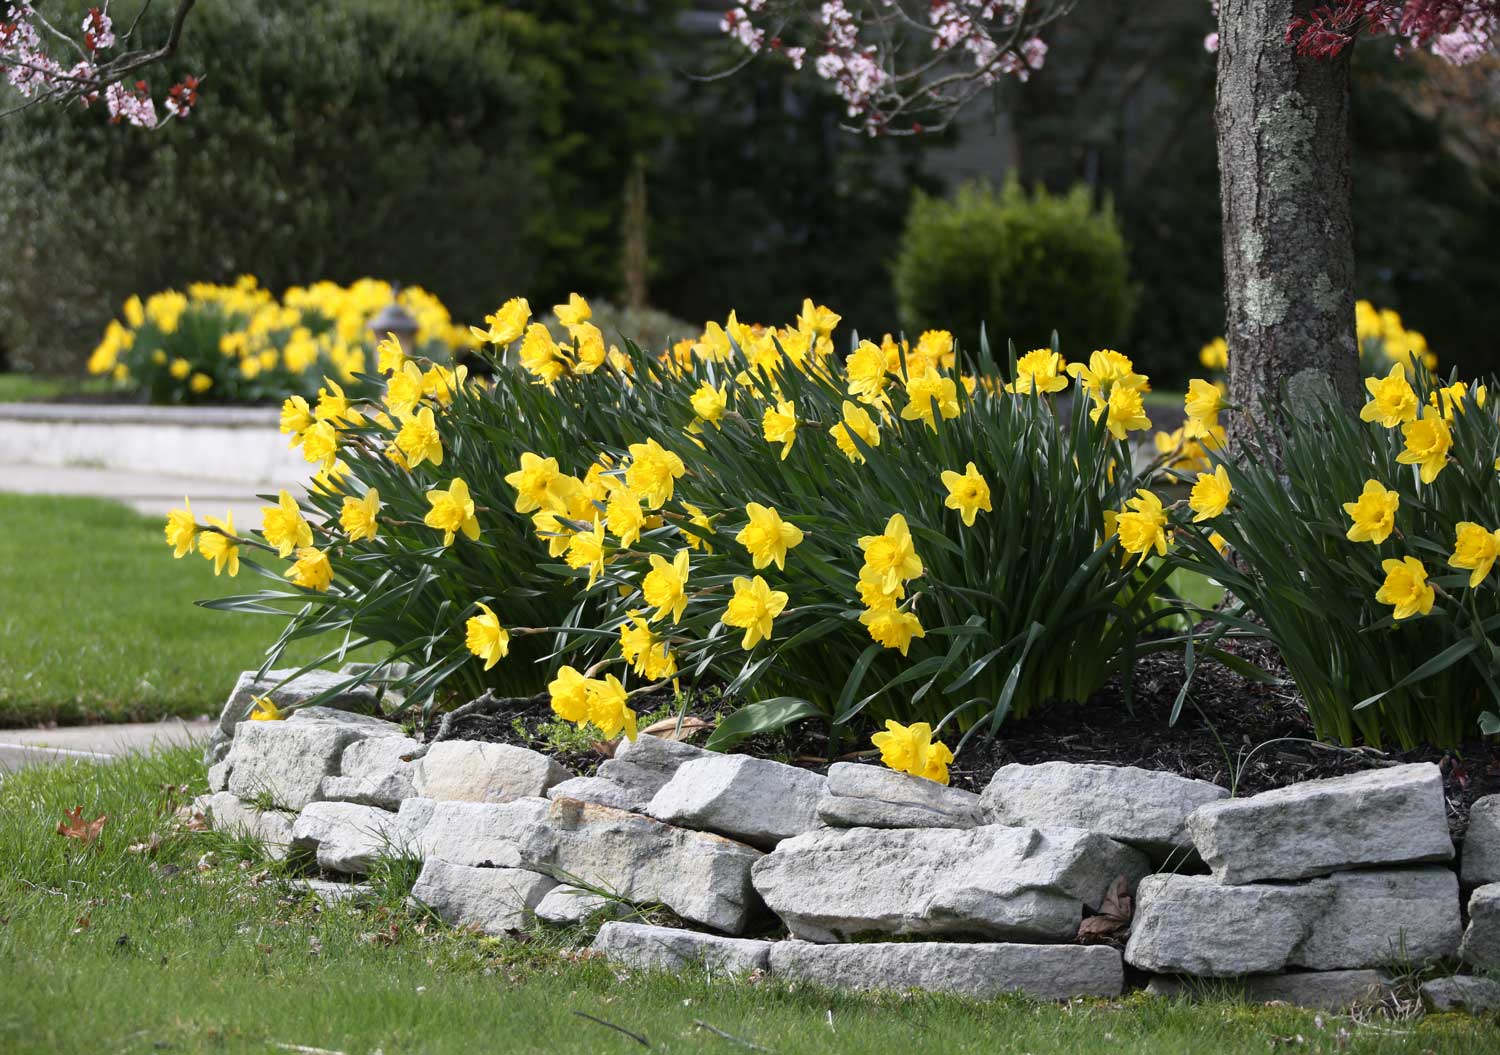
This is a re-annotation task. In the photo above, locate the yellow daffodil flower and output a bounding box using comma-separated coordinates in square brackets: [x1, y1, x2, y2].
[1188, 465, 1232, 522]
[736, 503, 804, 570]
[900, 369, 960, 430]
[548, 665, 592, 724]
[626, 439, 686, 508]
[249, 695, 283, 721]
[565, 518, 609, 585]
[1115, 489, 1169, 564]
[606, 492, 646, 548]
[871, 719, 954, 785]
[504, 452, 569, 515]
[762, 400, 798, 459]
[586, 674, 637, 741]
[1359, 364, 1419, 428]
[642, 548, 691, 624]
[859, 606, 926, 656]
[340, 489, 381, 542]
[690, 382, 727, 427]
[1375, 556, 1435, 621]
[1449, 522, 1500, 588]
[1342, 479, 1400, 544]
[261, 490, 313, 557]
[1006, 349, 1069, 395]
[198, 509, 240, 577]
[465, 602, 510, 671]
[286, 546, 334, 592]
[553, 292, 592, 329]
[940, 462, 992, 527]
[1091, 383, 1152, 440]
[830, 400, 880, 463]
[1396, 407, 1452, 484]
[723, 575, 789, 650]
[858, 513, 923, 593]
[164, 497, 197, 558]
[396, 406, 444, 468]
[471, 296, 530, 346]
[423, 478, 480, 546]
[619, 611, 677, 680]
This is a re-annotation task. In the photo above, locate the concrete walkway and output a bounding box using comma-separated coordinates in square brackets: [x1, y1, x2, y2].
[0, 718, 212, 774]
[1, 462, 281, 523]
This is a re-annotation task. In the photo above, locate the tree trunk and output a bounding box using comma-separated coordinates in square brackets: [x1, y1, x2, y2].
[1216, 0, 1361, 452]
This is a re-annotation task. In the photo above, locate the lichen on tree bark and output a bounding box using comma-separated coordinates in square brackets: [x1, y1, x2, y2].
[1217, 0, 1362, 452]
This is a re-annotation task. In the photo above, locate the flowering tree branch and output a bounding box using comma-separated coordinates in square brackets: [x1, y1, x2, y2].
[717, 1, 1079, 135]
[0, 1, 200, 127]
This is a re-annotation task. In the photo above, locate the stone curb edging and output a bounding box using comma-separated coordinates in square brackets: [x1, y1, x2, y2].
[195, 667, 1500, 1011]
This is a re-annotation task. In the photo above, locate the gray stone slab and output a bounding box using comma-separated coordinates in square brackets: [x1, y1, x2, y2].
[290, 801, 412, 875]
[534, 884, 621, 924]
[1126, 867, 1462, 977]
[224, 720, 365, 811]
[769, 941, 1124, 1000]
[547, 776, 651, 812]
[1421, 975, 1500, 1013]
[648, 754, 825, 849]
[208, 669, 388, 763]
[593, 922, 772, 975]
[194, 791, 294, 859]
[751, 824, 1150, 944]
[1462, 796, 1500, 888]
[817, 762, 984, 830]
[412, 740, 572, 803]
[411, 798, 552, 868]
[1459, 882, 1500, 970]
[409, 859, 556, 935]
[596, 734, 713, 798]
[982, 761, 1228, 860]
[1186, 763, 1454, 884]
[515, 799, 765, 935]
[320, 734, 420, 809]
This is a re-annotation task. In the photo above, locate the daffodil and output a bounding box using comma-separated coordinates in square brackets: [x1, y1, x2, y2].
[858, 513, 923, 592]
[504, 452, 569, 515]
[1199, 337, 1228, 371]
[1188, 465, 1232, 522]
[314, 378, 360, 426]
[626, 439, 686, 508]
[845, 340, 890, 404]
[586, 674, 637, 741]
[797, 298, 842, 339]
[1115, 490, 1169, 564]
[690, 382, 727, 427]
[1091, 383, 1151, 440]
[762, 400, 798, 459]
[286, 546, 334, 592]
[470, 296, 531, 346]
[548, 665, 592, 723]
[680, 501, 715, 553]
[642, 548, 691, 623]
[531, 509, 574, 558]
[1375, 556, 1435, 621]
[424, 478, 480, 546]
[198, 510, 240, 577]
[384, 362, 425, 419]
[859, 606, 926, 656]
[340, 489, 381, 542]
[940, 462, 992, 527]
[871, 720, 954, 785]
[723, 575, 789, 650]
[261, 490, 313, 557]
[249, 695, 283, 721]
[164, 497, 197, 558]
[1183, 378, 1226, 432]
[1066, 349, 1147, 396]
[565, 518, 609, 585]
[830, 401, 880, 463]
[736, 503, 804, 570]
[300, 420, 340, 472]
[1342, 479, 1400, 544]
[1396, 407, 1452, 484]
[518, 323, 567, 384]
[1359, 364, 1419, 428]
[1448, 522, 1500, 588]
[396, 406, 444, 468]
[1006, 349, 1068, 395]
[375, 332, 407, 374]
[554, 292, 592, 329]
[464, 602, 510, 670]
[856, 565, 905, 610]
[280, 396, 314, 442]
[900, 369, 960, 430]
[619, 611, 677, 680]
[606, 492, 646, 548]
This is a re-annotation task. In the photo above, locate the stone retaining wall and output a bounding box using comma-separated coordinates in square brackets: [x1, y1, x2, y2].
[197, 667, 1500, 1012]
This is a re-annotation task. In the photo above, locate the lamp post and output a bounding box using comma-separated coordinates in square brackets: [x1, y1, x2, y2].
[368, 292, 420, 358]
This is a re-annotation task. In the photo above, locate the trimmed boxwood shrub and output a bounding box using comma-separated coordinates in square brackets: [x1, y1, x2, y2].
[894, 179, 1136, 356]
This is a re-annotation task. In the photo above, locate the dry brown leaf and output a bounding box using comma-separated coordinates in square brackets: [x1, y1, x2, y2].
[56, 807, 107, 845]
[1076, 874, 1133, 944]
[639, 716, 715, 741]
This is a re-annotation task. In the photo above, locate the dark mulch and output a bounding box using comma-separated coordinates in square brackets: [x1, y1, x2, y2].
[421, 640, 1499, 839]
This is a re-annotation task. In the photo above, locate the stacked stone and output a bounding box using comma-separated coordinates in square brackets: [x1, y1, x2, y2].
[1424, 793, 1500, 1013]
[197, 669, 1499, 1010]
[1127, 763, 1464, 1008]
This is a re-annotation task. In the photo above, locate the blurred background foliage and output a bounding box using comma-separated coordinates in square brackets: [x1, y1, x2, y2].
[0, 0, 1496, 382]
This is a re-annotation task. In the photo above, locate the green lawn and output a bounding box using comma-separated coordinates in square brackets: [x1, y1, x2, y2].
[0, 372, 112, 402]
[2, 746, 1494, 1055]
[0, 494, 364, 726]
